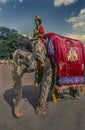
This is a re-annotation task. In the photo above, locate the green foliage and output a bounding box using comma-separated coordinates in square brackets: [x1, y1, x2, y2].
[0, 26, 20, 59]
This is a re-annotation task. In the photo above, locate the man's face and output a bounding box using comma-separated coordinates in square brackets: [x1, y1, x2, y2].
[35, 20, 40, 26]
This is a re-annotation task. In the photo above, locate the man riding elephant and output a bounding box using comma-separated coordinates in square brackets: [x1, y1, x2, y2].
[33, 15, 45, 43]
[12, 17, 85, 117]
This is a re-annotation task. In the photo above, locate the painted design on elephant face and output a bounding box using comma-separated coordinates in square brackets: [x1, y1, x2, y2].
[67, 48, 78, 61]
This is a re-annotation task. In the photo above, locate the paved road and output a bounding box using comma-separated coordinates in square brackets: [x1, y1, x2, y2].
[0, 66, 85, 130]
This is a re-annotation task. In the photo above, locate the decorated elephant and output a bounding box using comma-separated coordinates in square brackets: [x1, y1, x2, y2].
[12, 33, 85, 118]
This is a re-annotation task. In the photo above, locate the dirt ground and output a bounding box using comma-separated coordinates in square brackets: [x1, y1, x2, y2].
[0, 66, 85, 130]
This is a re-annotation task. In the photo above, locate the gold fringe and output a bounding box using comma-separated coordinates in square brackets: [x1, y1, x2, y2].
[52, 87, 57, 103]
[55, 84, 84, 91]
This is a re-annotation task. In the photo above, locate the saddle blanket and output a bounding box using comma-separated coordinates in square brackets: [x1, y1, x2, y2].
[44, 33, 85, 87]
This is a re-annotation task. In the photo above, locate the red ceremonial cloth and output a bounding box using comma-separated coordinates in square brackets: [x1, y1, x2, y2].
[44, 33, 85, 87]
[45, 32, 84, 76]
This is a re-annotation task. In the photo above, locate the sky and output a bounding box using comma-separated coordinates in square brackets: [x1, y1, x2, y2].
[0, 0, 85, 43]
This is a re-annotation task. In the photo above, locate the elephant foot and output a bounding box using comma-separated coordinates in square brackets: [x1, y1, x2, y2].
[69, 88, 80, 100]
[54, 89, 62, 101]
[56, 93, 62, 101]
[75, 95, 80, 100]
[72, 93, 80, 100]
[35, 106, 48, 116]
[57, 97, 61, 101]
[14, 105, 23, 118]
[75, 90, 80, 100]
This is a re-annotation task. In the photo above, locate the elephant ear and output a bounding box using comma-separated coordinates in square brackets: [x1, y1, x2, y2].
[18, 36, 33, 53]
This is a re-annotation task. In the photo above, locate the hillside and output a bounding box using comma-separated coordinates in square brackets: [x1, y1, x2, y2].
[0, 27, 20, 59]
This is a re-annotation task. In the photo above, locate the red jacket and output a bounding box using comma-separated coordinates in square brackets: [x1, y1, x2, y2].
[33, 25, 45, 43]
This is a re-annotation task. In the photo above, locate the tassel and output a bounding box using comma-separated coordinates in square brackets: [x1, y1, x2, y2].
[34, 82, 38, 92]
[80, 85, 84, 93]
[52, 94, 57, 103]
[52, 88, 57, 103]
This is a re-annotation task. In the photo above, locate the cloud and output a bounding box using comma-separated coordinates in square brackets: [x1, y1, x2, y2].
[65, 9, 85, 43]
[66, 9, 85, 32]
[80, 9, 85, 15]
[54, 0, 77, 7]
[18, 0, 23, 3]
[65, 33, 85, 43]
[65, 10, 85, 43]
[0, 0, 9, 3]
[0, 0, 23, 4]
[0, 7, 2, 11]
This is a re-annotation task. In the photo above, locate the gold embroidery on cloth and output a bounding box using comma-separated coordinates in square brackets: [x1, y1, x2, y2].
[67, 48, 78, 61]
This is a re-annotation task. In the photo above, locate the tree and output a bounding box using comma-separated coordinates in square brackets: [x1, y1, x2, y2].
[0, 27, 20, 59]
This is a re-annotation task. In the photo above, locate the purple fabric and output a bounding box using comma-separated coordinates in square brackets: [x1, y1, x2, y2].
[57, 76, 85, 86]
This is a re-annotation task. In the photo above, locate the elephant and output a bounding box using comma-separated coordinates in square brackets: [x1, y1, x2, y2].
[12, 33, 84, 118]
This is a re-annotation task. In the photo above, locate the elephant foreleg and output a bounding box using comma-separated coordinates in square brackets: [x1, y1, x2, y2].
[14, 76, 23, 118]
[12, 61, 23, 118]
[35, 57, 52, 115]
[13, 49, 38, 117]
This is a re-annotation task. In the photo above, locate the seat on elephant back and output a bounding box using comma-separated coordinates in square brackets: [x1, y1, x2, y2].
[44, 32, 85, 90]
